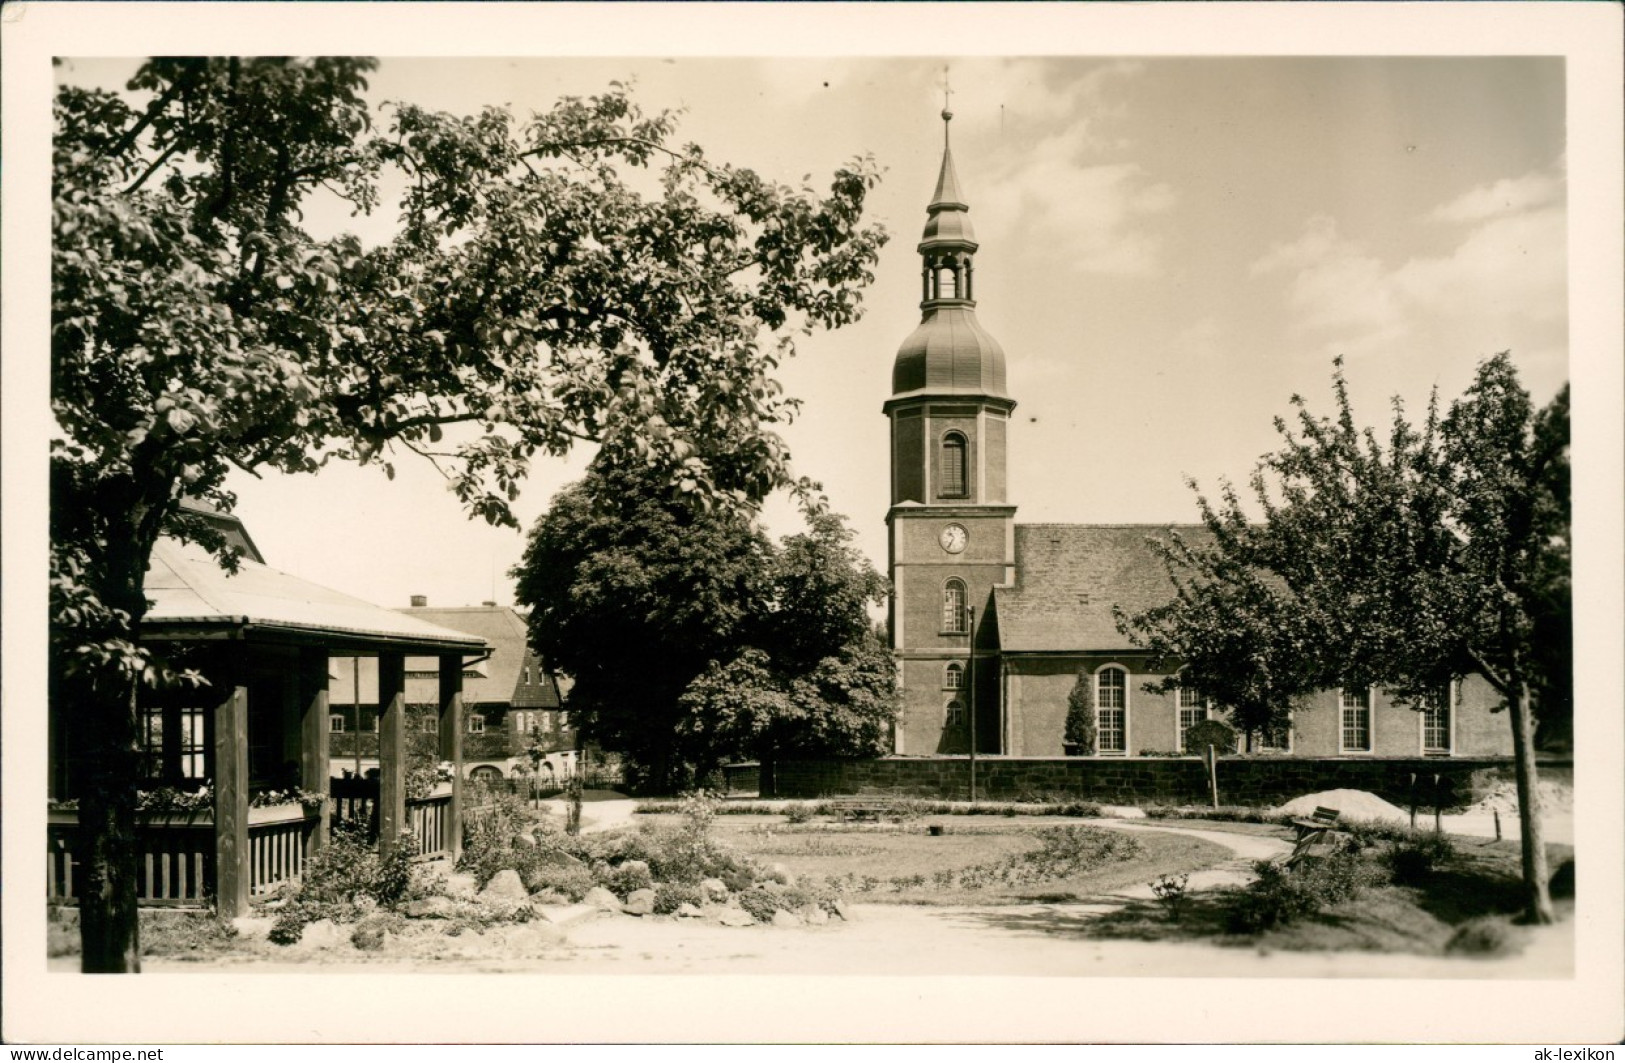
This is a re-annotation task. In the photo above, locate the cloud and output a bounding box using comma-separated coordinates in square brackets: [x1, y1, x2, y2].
[1429, 163, 1566, 224]
[1250, 161, 1567, 358]
[967, 61, 1174, 277]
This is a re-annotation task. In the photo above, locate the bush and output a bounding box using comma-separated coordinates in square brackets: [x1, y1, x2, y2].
[1386, 832, 1456, 885]
[1228, 852, 1384, 933]
[600, 861, 655, 898]
[1150, 873, 1191, 923]
[654, 882, 704, 914]
[526, 862, 597, 901]
[737, 886, 784, 923]
[140, 911, 239, 956]
[784, 803, 815, 825]
[301, 824, 415, 906]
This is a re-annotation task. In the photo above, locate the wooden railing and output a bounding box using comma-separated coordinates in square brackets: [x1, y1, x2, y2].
[405, 786, 455, 859]
[47, 805, 319, 908]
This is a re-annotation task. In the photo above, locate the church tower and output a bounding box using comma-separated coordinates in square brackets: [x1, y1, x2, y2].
[885, 104, 1016, 756]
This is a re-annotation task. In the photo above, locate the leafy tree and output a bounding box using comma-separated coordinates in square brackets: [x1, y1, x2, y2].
[1063, 670, 1096, 755]
[677, 497, 898, 772]
[52, 57, 885, 971]
[1119, 354, 1570, 923]
[514, 467, 895, 786]
[512, 461, 774, 791]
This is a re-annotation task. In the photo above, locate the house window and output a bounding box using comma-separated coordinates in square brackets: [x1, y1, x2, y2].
[1420, 687, 1452, 754]
[1095, 666, 1128, 755]
[329, 714, 347, 734]
[1177, 686, 1210, 753]
[1340, 688, 1372, 752]
[514, 712, 531, 735]
[942, 579, 968, 634]
[421, 715, 439, 733]
[944, 662, 965, 690]
[469, 714, 486, 735]
[141, 704, 207, 781]
[558, 711, 570, 729]
[522, 665, 531, 685]
[939, 432, 968, 498]
[945, 698, 965, 728]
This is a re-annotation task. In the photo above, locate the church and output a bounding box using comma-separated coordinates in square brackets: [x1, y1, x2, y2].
[882, 108, 1513, 763]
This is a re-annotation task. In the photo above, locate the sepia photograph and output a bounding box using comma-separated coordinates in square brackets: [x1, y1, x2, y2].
[4, 1, 1621, 1047]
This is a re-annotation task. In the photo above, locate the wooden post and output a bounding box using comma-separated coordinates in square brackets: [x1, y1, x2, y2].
[378, 652, 406, 857]
[1207, 744, 1220, 809]
[438, 652, 465, 861]
[213, 654, 250, 919]
[298, 646, 331, 855]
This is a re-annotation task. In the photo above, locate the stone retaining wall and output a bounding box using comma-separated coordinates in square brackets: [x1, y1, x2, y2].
[764, 755, 1531, 810]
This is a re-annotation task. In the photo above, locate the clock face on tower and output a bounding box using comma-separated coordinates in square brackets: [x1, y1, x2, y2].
[939, 523, 968, 554]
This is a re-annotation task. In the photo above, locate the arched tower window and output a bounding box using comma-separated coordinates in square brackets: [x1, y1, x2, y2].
[937, 266, 957, 299]
[942, 578, 967, 634]
[939, 431, 968, 498]
[944, 662, 965, 690]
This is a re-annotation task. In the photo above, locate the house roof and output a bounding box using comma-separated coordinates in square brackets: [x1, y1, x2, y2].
[992, 524, 1211, 653]
[143, 539, 488, 654]
[330, 605, 562, 710]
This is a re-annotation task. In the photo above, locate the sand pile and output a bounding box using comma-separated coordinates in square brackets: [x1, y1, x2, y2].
[1273, 789, 1410, 825]
[1464, 778, 1574, 816]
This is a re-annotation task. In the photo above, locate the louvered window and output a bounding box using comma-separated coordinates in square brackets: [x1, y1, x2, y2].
[940, 433, 968, 498]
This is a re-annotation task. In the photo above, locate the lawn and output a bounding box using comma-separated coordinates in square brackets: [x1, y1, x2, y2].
[1075, 830, 1576, 958]
[706, 817, 1236, 906]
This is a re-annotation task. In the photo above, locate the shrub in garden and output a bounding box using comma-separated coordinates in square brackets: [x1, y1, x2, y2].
[1150, 873, 1191, 922]
[526, 862, 597, 901]
[600, 861, 655, 898]
[654, 882, 704, 914]
[737, 886, 784, 923]
[300, 824, 415, 906]
[784, 803, 815, 825]
[1386, 832, 1456, 885]
[1227, 852, 1385, 933]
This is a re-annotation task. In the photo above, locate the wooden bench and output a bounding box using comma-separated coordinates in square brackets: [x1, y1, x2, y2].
[1289, 805, 1341, 840]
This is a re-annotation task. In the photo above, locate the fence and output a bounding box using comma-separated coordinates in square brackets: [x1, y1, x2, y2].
[46, 805, 319, 907]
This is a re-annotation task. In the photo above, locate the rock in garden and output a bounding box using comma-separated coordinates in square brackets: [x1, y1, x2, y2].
[443, 872, 481, 899]
[801, 905, 829, 926]
[350, 917, 391, 952]
[699, 878, 729, 902]
[623, 888, 657, 916]
[299, 918, 350, 949]
[583, 886, 621, 912]
[675, 903, 704, 919]
[403, 896, 459, 919]
[512, 833, 537, 849]
[831, 899, 854, 922]
[230, 916, 274, 941]
[717, 906, 756, 927]
[771, 910, 804, 928]
[535, 848, 584, 869]
[479, 869, 530, 904]
[535, 904, 599, 928]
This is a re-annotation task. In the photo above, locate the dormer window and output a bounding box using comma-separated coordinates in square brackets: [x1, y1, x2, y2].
[940, 432, 968, 498]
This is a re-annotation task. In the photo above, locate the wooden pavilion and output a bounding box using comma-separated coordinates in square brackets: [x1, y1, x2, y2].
[48, 511, 489, 917]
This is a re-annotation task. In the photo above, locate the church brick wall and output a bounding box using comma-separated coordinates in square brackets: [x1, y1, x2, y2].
[1004, 659, 1513, 759]
[765, 754, 1534, 810]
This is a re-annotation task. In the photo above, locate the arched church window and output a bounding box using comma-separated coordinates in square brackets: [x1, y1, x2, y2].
[1095, 666, 1128, 755]
[944, 662, 964, 690]
[940, 432, 968, 498]
[942, 579, 967, 634]
[945, 699, 965, 728]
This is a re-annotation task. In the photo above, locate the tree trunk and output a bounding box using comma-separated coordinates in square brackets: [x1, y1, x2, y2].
[1509, 681, 1553, 924]
[75, 674, 143, 972]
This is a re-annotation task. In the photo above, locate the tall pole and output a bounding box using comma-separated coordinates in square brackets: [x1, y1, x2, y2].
[967, 604, 976, 804]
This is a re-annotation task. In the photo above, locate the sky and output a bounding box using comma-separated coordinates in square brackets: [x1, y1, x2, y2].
[56, 53, 1570, 612]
